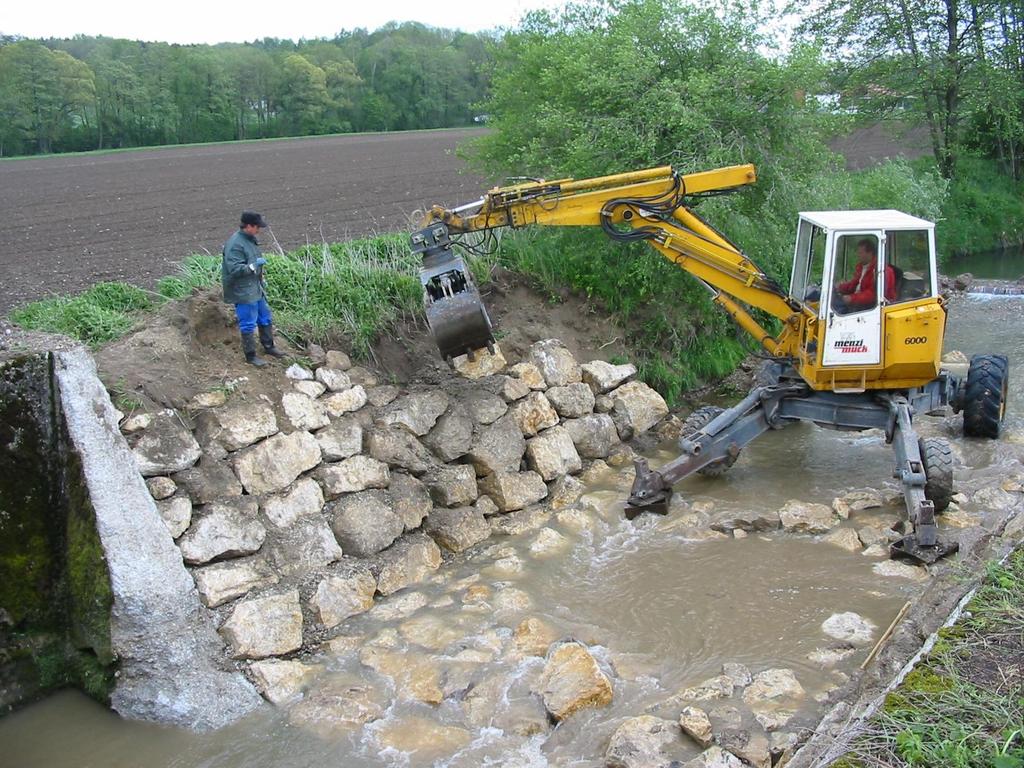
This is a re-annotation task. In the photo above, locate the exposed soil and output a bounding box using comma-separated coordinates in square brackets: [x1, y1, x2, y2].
[0, 129, 488, 316]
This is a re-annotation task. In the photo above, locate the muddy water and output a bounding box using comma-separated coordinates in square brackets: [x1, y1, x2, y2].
[3, 295, 1021, 768]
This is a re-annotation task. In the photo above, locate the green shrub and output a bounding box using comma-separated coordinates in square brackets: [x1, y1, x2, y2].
[9, 282, 153, 347]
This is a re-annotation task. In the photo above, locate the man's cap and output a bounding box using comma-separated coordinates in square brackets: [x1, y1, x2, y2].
[240, 211, 269, 228]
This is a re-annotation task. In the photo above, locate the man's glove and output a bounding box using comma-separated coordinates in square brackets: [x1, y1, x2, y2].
[255, 257, 268, 266]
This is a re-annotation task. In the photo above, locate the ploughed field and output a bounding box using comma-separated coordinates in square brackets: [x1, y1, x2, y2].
[0, 128, 488, 316]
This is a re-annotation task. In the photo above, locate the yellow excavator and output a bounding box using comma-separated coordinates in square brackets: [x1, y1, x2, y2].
[411, 164, 1009, 564]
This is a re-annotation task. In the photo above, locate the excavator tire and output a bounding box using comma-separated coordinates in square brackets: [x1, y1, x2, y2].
[681, 405, 738, 477]
[962, 353, 1009, 438]
[919, 437, 953, 513]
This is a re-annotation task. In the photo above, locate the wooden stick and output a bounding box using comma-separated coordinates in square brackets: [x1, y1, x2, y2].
[861, 600, 912, 670]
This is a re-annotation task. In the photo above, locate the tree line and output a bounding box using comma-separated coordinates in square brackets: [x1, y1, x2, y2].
[0, 23, 494, 156]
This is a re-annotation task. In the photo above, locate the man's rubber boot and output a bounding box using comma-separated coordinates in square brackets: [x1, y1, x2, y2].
[258, 325, 287, 358]
[241, 331, 268, 367]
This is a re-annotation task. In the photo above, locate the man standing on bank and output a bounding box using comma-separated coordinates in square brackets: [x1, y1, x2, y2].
[221, 211, 287, 367]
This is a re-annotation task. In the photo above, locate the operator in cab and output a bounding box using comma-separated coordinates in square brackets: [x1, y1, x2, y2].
[835, 238, 897, 312]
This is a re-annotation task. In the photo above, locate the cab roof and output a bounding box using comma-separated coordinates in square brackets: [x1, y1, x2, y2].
[798, 210, 934, 231]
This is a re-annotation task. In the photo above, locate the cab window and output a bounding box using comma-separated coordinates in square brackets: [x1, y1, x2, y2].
[887, 230, 933, 303]
[832, 234, 881, 313]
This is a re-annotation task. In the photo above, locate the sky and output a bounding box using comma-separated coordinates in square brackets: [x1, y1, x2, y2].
[2, 0, 569, 44]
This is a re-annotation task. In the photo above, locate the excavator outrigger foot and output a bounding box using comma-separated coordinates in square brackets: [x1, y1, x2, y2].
[625, 458, 672, 519]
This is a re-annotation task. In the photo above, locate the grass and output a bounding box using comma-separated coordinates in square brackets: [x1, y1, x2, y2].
[9, 282, 156, 347]
[833, 548, 1024, 767]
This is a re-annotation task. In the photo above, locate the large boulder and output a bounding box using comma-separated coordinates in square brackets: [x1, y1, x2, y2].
[155, 496, 192, 538]
[310, 562, 377, 628]
[329, 490, 404, 557]
[563, 414, 620, 459]
[425, 464, 479, 507]
[178, 497, 266, 565]
[684, 746, 745, 768]
[508, 361, 547, 390]
[545, 383, 596, 418]
[467, 414, 526, 476]
[741, 668, 805, 716]
[131, 410, 202, 476]
[145, 476, 176, 500]
[453, 347, 508, 379]
[262, 477, 324, 528]
[513, 617, 560, 657]
[609, 381, 669, 439]
[219, 590, 303, 659]
[192, 556, 279, 608]
[281, 392, 330, 431]
[315, 418, 363, 462]
[528, 339, 582, 387]
[422, 407, 474, 462]
[366, 425, 438, 476]
[479, 470, 549, 512]
[372, 532, 443, 596]
[195, 402, 278, 451]
[821, 612, 877, 645]
[710, 509, 782, 534]
[778, 499, 838, 533]
[462, 389, 508, 424]
[379, 391, 449, 436]
[173, 459, 242, 504]
[679, 706, 714, 748]
[315, 367, 352, 392]
[606, 715, 683, 768]
[581, 360, 637, 394]
[248, 659, 321, 706]
[316, 456, 390, 499]
[510, 392, 560, 437]
[484, 374, 531, 403]
[525, 426, 582, 481]
[388, 472, 433, 531]
[233, 430, 321, 495]
[265, 516, 343, 577]
[322, 385, 368, 417]
[548, 474, 585, 511]
[424, 506, 490, 553]
[535, 641, 613, 721]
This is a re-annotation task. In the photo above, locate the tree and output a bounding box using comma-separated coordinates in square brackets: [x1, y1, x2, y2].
[278, 53, 329, 134]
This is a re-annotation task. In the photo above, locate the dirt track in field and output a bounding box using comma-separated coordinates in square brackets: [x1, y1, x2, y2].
[0, 128, 488, 316]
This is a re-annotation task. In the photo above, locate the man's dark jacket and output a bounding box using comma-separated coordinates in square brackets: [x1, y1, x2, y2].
[221, 229, 265, 304]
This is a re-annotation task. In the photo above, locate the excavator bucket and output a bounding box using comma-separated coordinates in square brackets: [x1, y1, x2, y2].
[412, 223, 495, 360]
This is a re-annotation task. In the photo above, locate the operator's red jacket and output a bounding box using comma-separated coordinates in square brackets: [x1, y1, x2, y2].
[839, 262, 897, 306]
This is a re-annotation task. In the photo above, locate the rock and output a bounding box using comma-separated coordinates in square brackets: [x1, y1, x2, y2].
[581, 360, 637, 394]
[422, 407, 474, 462]
[479, 470, 549, 512]
[424, 506, 490, 552]
[323, 385, 367, 417]
[710, 509, 782, 533]
[386, 472, 432, 531]
[556, 506, 594, 532]
[545, 382, 596, 418]
[314, 418, 363, 462]
[563, 413, 620, 458]
[324, 350, 351, 370]
[549, 474, 585, 511]
[453, 346, 508, 378]
[528, 339, 582, 387]
[822, 527, 863, 551]
[373, 532, 442, 596]
[281, 391, 330, 431]
[195, 402, 278, 453]
[722, 662, 752, 688]
[285, 363, 314, 380]
[359, 648, 442, 705]
[580, 459, 613, 484]
[173, 459, 243, 504]
[685, 746, 745, 768]
[233, 430, 321, 495]
[595, 394, 614, 413]
[841, 489, 883, 511]
[475, 494, 500, 517]
[120, 412, 152, 433]
[131, 410, 202, 476]
[510, 391, 560, 438]
[954, 272, 974, 291]
[366, 425, 438, 475]
[288, 678, 384, 736]
[605, 715, 681, 768]
[609, 381, 669, 439]
[373, 715, 471, 760]
[873, 559, 929, 581]
[807, 646, 856, 667]
[467, 413, 527, 476]
[265, 516, 343, 577]
[248, 659, 320, 706]
[719, 729, 771, 768]
[315, 367, 352, 392]
[857, 525, 885, 547]
[487, 374, 531, 402]
[293, 380, 327, 399]
[463, 389, 508, 424]
[778, 499, 838, 533]
[862, 543, 890, 558]
[832, 498, 851, 519]
[680, 674, 734, 701]
[821, 612, 876, 645]
[972, 485, 1017, 512]
[380, 391, 449, 436]
[490, 505, 550, 536]
[329, 490, 404, 557]
[192, 557, 278, 608]
[219, 590, 303, 659]
[425, 464, 478, 507]
[529, 527, 568, 555]
[525, 426, 583, 481]
[346, 366, 378, 388]
[178, 497, 265, 565]
[145, 476, 177, 500]
[742, 669, 806, 714]
[311, 564, 377, 628]
[398, 613, 467, 651]
[366, 384, 400, 407]
[156, 496, 192, 538]
[680, 706, 714, 748]
[368, 590, 429, 621]
[514, 617, 560, 656]
[505, 361, 544, 390]
[262, 477, 324, 527]
[941, 507, 983, 528]
[606, 443, 637, 467]
[754, 709, 796, 732]
[536, 641, 613, 721]
[316, 455, 390, 498]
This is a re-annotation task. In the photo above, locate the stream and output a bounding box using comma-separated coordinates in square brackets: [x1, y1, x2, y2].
[2, 292, 1022, 768]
